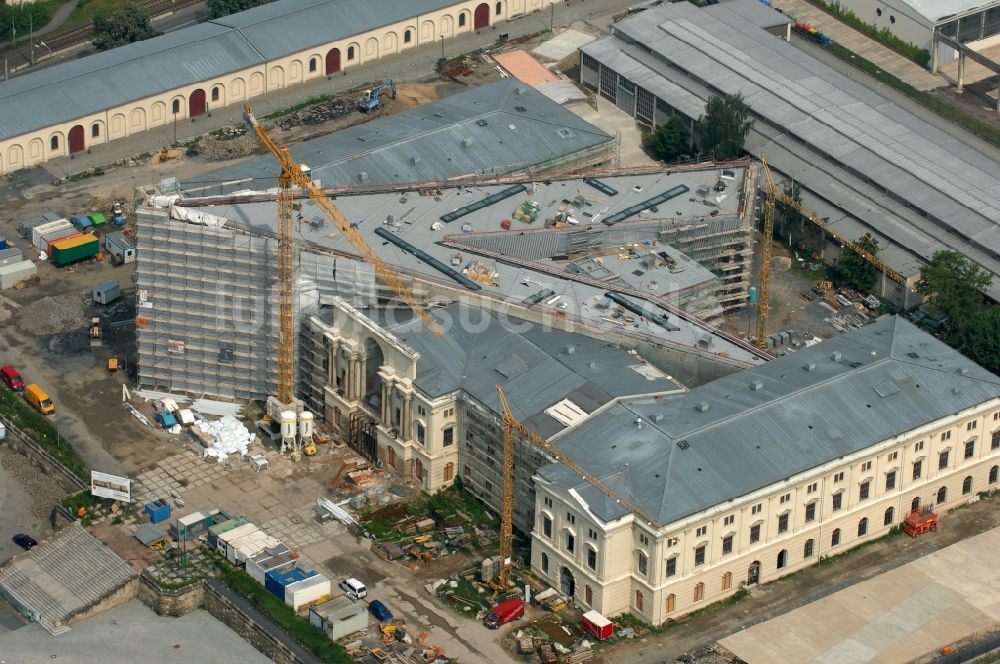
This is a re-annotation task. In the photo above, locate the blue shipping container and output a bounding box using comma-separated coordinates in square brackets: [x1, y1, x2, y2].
[145, 499, 172, 524]
[264, 566, 312, 599]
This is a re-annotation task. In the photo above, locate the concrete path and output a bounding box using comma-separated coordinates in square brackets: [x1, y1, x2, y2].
[36, 0, 81, 38]
[720, 525, 1000, 663]
[770, 0, 942, 91]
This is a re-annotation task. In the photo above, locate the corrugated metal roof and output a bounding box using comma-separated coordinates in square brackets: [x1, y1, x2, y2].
[893, 0, 1000, 23]
[183, 80, 613, 192]
[540, 316, 1000, 526]
[0, 0, 486, 139]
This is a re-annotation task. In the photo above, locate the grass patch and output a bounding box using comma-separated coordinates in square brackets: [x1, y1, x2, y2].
[817, 526, 902, 566]
[825, 41, 1000, 148]
[212, 553, 353, 663]
[362, 478, 497, 542]
[62, 0, 135, 32]
[803, 0, 930, 66]
[0, 386, 88, 481]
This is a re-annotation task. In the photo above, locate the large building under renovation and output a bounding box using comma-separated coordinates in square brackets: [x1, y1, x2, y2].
[581, 0, 1000, 305]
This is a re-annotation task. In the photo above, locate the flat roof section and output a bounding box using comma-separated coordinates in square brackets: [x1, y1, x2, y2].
[494, 50, 561, 86]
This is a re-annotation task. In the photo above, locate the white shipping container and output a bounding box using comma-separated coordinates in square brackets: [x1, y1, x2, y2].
[0, 261, 37, 290]
[216, 522, 258, 555]
[229, 530, 280, 565]
[32, 219, 72, 250]
[285, 574, 330, 611]
[0, 247, 24, 266]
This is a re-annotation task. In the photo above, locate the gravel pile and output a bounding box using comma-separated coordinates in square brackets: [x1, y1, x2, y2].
[1, 448, 67, 519]
[199, 133, 259, 160]
[17, 294, 85, 335]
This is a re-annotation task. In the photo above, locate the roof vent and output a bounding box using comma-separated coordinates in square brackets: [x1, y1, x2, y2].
[357, 171, 369, 183]
[635, 418, 643, 429]
[514, 105, 527, 112]
[957, 367, 969, 375]
[677, 440, 690, 450]
[907, 352, 919, 359]
[475, 119, 488, 127]
[951, 387, 961, 395]
[653, 414, 664, 423]
[750, 380, 764, 391]
[515, 86, 526, 95]
[831, 351, 842, 362]
[695, 401, 710, 412]
[563, 345, 575, 355]
[588, 361, 596, 369]
[804, 362, 816, 371]
[409, 156, 421, 166]
[462, 138, 474, 148]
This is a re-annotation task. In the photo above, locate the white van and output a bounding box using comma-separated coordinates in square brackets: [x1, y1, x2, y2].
[339, 577, 367, 600]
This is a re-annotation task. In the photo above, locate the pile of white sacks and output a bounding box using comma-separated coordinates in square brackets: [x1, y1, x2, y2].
[194, 415, 256, 462]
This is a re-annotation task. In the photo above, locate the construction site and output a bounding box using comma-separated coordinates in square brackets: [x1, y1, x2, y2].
[1, 0, 1000, 663]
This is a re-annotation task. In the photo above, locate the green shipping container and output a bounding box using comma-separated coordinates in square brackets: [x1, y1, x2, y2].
[50, 234, 99, 266]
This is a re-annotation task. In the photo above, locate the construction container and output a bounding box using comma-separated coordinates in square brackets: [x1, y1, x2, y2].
[32, 219, 73, 250]
[264, 564, 309, 599]
[581, 610, 614, 640]
[19, 212, 61, 238]
[228, 529, 281, 565]
[144, 499, 172, 524]
[50, 234, 99, 266]
[104, 231, 136, 265]
[0, 247, 24, 267]
[216, 522, 259, 556]
[247, 546, 294, 584]
[88, 213, 107, 227]
[0, 261, 37, 290]
[207, 516, 248, 548]
[93, 279, 121, 305]
[309, 595, 368, 641]
[285, 573, 330, 610]
[70, 215, 93, 232]
[170, 509, 227, 541]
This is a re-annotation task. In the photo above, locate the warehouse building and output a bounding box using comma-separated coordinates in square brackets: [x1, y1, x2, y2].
[181, 79, 617, 196]
[580, 0, 1000, 305]
[0, 0, 563, 174]
[532, 315, 1000, 624]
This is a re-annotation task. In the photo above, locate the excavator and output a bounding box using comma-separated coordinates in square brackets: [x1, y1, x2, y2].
[358, 80, 396, 114]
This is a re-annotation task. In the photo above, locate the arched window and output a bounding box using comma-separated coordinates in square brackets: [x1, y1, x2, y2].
[831, 528, 841, 547]
[858, 517, 868, 537]
[414, 458, 424, 481]
[635, 590, 643, 611]
[50, 135, 59, 150]
[962, 475, 973, 495]
[496, 1, 502, 14]
[665, 593, 675, 612]
[721, 572, 732, 590]
[540, 552, 548, 572]
[443, 462, 454, 482]
[459, 12, 466, 27]
[211, 86, 220, 102]
[776, 549, 787, 569]
[693, 582, 704, 601]
[803, 539, 814, 558]
[309, 57, 318, 72]
[937, 486, 947, 504]
[347, 45, 355, 60]
[584, 585, 592, 604]
[884, 506, 894, 526]
[91, 123, 100, 138]
[172, 99, 180, 114]
[990, 465, 998, 484]
[404, 29, 412, 43]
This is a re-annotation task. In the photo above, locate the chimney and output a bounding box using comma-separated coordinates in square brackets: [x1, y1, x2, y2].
[831, 351, 842, 362]
[804, 362, 816, 371]
[750, 380, 764, 391]
[695, 401, 710, 412]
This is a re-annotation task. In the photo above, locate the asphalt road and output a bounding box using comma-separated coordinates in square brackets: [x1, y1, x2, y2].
[0, 447, 55, 566]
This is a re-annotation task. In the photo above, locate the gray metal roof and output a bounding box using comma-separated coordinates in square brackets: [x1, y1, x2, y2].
[0, 0, 481, 140]
[370, 302, 682, 433]
[539, 316, 1000, 526]
[893, 0, 1000, 23]
[583, 0, 1000, 299]
[182, 80, 613, 193]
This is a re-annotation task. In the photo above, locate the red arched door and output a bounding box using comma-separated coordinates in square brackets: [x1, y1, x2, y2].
[474, 3, 489, 29]
[189, 89, 206, 117]
[68, 125, 85, 153]
[326, 48, 341, 75]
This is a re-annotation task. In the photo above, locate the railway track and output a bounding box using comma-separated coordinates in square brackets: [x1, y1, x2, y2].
[3, 0, 204, 75]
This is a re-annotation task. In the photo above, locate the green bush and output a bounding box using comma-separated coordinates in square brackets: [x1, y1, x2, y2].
[0, 386, 89, 481]
[826, 42, 1000, 148]
[214, 563, 352, 663]
[806, 0, 930, 66]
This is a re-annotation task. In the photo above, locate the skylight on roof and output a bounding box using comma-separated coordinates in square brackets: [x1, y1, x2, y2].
[545, 399, 589, 428]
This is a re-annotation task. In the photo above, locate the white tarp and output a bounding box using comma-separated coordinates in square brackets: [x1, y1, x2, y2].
[171, 205, 228, 227]
[194, 415, 255, 461]
[149, 195, 180, 208]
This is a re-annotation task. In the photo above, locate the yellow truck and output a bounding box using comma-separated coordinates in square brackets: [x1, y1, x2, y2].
[24, 384, 54, 415]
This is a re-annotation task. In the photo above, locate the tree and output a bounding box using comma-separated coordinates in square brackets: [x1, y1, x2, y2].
[207, 0, 275, 19]
[643, 115, 690, 162]
[837, 233, 880, 292]
[960, 305, 1000, 375]
[92, 4, 159, 51]
[916, 250, 992, 334]
[695, 93, 753, 161]
[0, 3, 53, 43]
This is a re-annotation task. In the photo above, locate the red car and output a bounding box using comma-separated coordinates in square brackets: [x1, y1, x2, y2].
[1, 365, 24, 391]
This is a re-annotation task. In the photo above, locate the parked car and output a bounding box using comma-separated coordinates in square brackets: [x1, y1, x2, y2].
[1, 365, 24, 391]
[339, 577, 367, 600]
[13, 534, 37, 550]
[23, 384, 54, 415]
[368, 599, 393, 622]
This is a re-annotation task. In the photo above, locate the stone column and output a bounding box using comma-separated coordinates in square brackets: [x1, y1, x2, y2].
[957, 52, 966, 94]
[348, 355, 360, 400]
[931, 36, 939, 75]
[380, 381, 391, 425]
[401, 393, 413, 442]
[356, 354, 367, 402]
[327, 346, 336, 387]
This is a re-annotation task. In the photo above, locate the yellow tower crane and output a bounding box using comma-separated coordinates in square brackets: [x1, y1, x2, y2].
[755, 155, 904, 348]
[242, 105, 444, 402]
[494, 385, 662, 591]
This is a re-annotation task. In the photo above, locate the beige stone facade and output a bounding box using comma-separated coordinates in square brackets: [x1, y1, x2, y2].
[0, 0, 559, 174]
[532, 401, 1000, 624]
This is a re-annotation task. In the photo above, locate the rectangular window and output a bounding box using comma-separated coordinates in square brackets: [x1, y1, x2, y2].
[941, 431, 952, 442]
[637, 552, 648, 576]
[544, 497, 553, 508]
[965, 440, 975, 459]
[777, 513, 789, 533]
[417, 405, 426, 416]
[694, 544, 706, 566]
[779, 493, 790, 504]
[566, 513, 576, 525]
[939, 450, 950, 470]
[967, 421, 977, 431]
[695, 526, 707, 537]
[665, 557, 677, 577]
[442, 426, 454, 447]
[588, 528, 598, 540]
[915, 440, 924, 451]
[565, 533, 575, 553]
[724, 514, 735, 526]
[913, 459, 923, 480]
[861, 461, 872, 472]
[749, 523, 761, 543]
[722, 534, 733, 555]
[887, 451, 898, 462]
[543, 515, 552, 538]
[587, 548, 597, 570]
[806, 482, 818, 494]
[751, 503, 762, 515]
[833, 471, 844, 482]
[416, 423, 426, 445]
[859, 481, 870, 501]
[804, 502, 816, 522]
[993, 430, 1000, 450]
[885, 470, 896, 492]
[832, 492, 843, 511]
[639, 533, 649, 545]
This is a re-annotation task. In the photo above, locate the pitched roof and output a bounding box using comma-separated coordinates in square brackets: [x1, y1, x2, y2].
[540, 316, 1000, 526]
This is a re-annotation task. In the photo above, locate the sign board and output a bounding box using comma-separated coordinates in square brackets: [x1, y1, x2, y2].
[91, 470, 132, 502]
